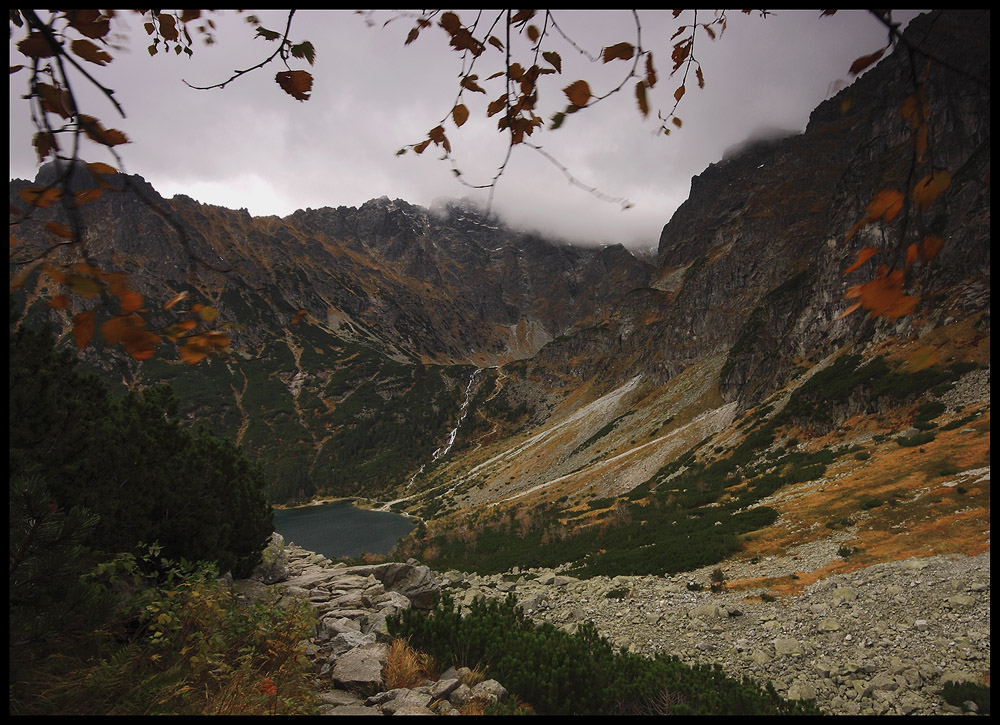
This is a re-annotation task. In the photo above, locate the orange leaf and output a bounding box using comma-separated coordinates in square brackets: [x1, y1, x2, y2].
[905, 242, 918, 271]
[843, 247, 877, 274]
[198, 305, 219, 322]
[66, 274, 101, 298]
[918, 235, 943, 262]
[87, 161, 118, 176]
[44, 222, 74, 239]
[912, 169, 951, 210]
[179, 343, 208, 365]
[563, 80, 591, 108]
[19, 186, 62, 208]
[73, 310, 96, 350]
[291, 309, 307, 325]
[275, 70, 313, 101]
[119, 290, 144, 313]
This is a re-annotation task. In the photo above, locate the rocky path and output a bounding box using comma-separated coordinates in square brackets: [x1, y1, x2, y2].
[256, 535, 988, 715]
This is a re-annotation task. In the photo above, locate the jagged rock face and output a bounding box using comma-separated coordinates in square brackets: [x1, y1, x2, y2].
[11, 177, 651, 366]
[516, 10, 990, 411]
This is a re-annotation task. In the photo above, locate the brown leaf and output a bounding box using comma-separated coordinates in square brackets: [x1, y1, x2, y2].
[843, 246, 877, 274]
[489, 35, 504, 51]
[645, 53, 657, 88]
[674, 84, 686, 102]
[848, 47, 886, 75]
[275, 70, 313, 101]
[635, 81, 649, 118]
[44, 222, 74, 239]
[602, 42, 635, 63]
[18, 32, 56, 59]
[68, 10, 111, 40]
[73, 310, 96, 350]
[78, 114, 130, 146]
[563, 80, 591, 108]
[918, 235, 943, 262]
[527, 24, 539, 43]
[452, 103, 469, 128]
[543, 50, 561, 73]
[70, 38, 113, 66]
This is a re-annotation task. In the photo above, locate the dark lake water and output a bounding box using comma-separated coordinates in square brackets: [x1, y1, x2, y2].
[272, 500, 416, 560]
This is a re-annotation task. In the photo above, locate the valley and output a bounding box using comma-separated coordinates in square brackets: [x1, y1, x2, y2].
[8, 10, 990, 708]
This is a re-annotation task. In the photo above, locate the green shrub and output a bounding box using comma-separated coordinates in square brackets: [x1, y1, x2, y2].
[388, 593, 821, 716]
[941, 681, 990, 714]
[896, 431, 936, 447]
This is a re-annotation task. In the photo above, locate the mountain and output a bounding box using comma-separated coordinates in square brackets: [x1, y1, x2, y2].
[9, 11, 990, 578]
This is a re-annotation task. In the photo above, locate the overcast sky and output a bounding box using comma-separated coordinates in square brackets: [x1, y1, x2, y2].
[9, 9, 923, 251]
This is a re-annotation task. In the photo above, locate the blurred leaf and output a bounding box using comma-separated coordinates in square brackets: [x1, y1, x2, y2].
[912, 169, 951, 209]
[563, 80, 591, 108]
[543, 50, 561, 73]
[452, 103, 469, 128]
[843, 246, 877, 274]
[635, 81, 649, 117]
[848, 47, 886, 75]
[290, 40, 316, 65]
[70, 38, 113, 66]
[919, 235, 944, 262]
[73, 310, 96, 350]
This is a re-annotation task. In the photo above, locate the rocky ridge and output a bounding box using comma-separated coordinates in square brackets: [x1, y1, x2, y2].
[253, 534, 988, 716]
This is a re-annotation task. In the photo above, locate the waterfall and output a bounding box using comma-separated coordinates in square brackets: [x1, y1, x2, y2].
[405, 368, 480, 490]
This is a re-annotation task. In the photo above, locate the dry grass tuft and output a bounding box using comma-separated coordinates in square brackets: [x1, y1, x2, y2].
[383, 639, 437, 690]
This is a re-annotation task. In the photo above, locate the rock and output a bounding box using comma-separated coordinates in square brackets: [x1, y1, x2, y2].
[331, 643, 389, 690]
[251, 531, 289, 584]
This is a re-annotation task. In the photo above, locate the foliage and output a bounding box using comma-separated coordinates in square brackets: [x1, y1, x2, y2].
[9, 319, 273, 576]
[10, 546, 318, 716]
[941, 681, 990, 715]
[388, 592, 822, 715]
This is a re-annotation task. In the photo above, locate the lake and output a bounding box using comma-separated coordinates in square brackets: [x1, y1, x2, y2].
[272, 500, 416, 559]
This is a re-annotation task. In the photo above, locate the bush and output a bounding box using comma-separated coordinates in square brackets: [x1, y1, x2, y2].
[941, 681, 990, 714]
[388, 593, 822, 716]
[10, 546, 318, 715]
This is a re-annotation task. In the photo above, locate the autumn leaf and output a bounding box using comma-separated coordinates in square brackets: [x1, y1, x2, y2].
[543, 51, 561, 73]
[452, 103, 469, 128]
[845, 188, 904, 242]
[912, 169, 951, 209]
[70, 38, 113, 66]
[635, 81, 649, 117]
[79, 114, 130, 146]
[674, 84, 686, 102]
[291, 309, 307, 325]
[848, 47, 886, 75]
[198, 305, 219, 322]
[44, 222, 74, 239]
[73, 310, 96, 350]
[602, 42, 635, 63]
[843, 246, 877, 274]
[919, 235, 943, 262]
[275, 70, 313, 101]
[47, 294, 70, 309]
[66, 274, 101, 298]
[86, 161, 118, 176]
[563, 80, 591, 108]
[18, 33, 56, 59]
